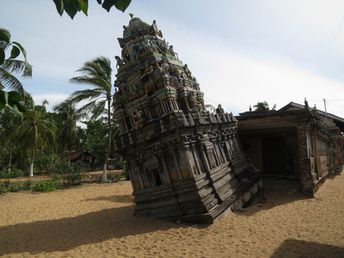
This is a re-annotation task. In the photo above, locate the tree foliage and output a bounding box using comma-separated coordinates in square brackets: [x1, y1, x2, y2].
[15, 102, 56, 176]
[253, 101, 276, 112]
[0, 28, 32, 114]
[0, 3, 127, 179]
[54, 99, 85, 153]
[69, 56, 113, 181]
[52, 0, 132, 19]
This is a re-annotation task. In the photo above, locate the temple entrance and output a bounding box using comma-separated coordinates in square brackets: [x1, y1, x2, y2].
[262, 136, 295, 177]
[240, 131, 297, 178]
[152, 168, 162, 186]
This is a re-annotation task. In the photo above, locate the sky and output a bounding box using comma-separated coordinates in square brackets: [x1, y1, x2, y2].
[1, 0, 344, 117]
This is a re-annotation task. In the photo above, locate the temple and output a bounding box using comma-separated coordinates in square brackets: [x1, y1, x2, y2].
[238, 102, 344, 195]
[113, 17, 262, 223]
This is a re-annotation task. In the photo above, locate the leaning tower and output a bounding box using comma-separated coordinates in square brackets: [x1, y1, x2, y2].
[113, 17, 262, 223]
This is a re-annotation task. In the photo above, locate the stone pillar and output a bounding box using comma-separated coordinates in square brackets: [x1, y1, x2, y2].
[157, 154, 171, 184]
[297, 124, 315, 195]
[191, 144, 202, 175]
[200, 145, 212, 172]
[177, 144, 195, 178]
[172, 151, 183, 179]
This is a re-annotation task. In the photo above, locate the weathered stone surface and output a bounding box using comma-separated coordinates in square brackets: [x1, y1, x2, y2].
[113, 17, 262, 223]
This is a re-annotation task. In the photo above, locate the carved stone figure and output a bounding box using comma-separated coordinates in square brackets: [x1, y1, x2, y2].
[161, 55, 170, 71]
[189, 92, 200, 112]
[170, 76, 180, 89]
[132, 110, 144, 129]
[115, 56, 125, 68]
[183, 64, 192, 79]
[141, 62, 154, 80]
[216, 104, 225, 115]
[168, 45, 178, 58]
[123, 25, 129, 38]
[154, 62, 170, 85]
[122, 48, 131, 63]
[151, 20, 158, 31]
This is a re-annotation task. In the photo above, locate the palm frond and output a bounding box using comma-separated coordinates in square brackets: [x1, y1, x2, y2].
[77, 99, 98, 114]
[70, 76, 110, 89]
[2, 59, 32, 77]
[0, 67, 26, 95]
[69, 89, 105, 103]
[90, 100, 107, 120]
[70, 56, 112, 92]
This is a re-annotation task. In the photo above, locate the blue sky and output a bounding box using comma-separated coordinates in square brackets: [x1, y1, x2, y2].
[1, 0, 344, 116]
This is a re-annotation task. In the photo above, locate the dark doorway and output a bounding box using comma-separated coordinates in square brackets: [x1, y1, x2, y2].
[262, 136, 295, 176]
[152, 168, 162, 186]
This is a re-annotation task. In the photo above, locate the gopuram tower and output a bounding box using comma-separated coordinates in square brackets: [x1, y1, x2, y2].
[113, 17, 262, 223]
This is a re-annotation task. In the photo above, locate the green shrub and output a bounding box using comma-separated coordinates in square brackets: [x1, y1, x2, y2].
[51, 160, 83, 186]
[64, 168, 82, 186]
[23, 180, 32, 190]
[107, 174, 121, 183]
[9, 182, 23, 192]
[32, 181, 57, 192]
[51, 159, 72, 174]
[51, 173, 60, 182]
[0, 180, 26, 194]
[0, 182, 8, 194]
[2, 180, 10, 189]
[0, 168, 24, 178]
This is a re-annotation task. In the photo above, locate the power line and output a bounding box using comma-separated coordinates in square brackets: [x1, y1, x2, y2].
[330, 15, 344, 45]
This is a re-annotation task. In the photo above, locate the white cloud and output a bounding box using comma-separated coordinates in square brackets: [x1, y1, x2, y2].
[200, 52, 344, 117]
[164, 28, 344, 117]
[32, 93, 69, 111]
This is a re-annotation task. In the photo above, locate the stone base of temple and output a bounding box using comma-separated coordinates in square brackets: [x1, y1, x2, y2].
[133, 157, 263, 224]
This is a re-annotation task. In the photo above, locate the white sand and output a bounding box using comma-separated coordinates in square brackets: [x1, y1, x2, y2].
[1, 174, 344, 257]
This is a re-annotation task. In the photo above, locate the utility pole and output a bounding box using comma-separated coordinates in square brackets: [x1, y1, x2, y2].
[323, 98, 327, 113]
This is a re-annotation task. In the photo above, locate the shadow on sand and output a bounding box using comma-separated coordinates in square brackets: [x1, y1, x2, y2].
[235, 177, 309, 216]
[1, 177, 334, 256]
[271, 239, 344, 258]
[84, 194, 134, 203]
[0, 204, 184, 256]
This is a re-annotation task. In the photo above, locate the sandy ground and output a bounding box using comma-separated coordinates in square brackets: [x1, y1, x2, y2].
[1, 174, 344, 257]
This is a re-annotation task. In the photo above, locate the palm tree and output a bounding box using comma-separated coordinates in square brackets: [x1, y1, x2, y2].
[54, 99, 85, 161]
[69, 56, 113, 182]
[0, 28, 32, 96]
[15, 103, 56, 177]
[253, 101, 270, 112]
[0, 110, 21, 170]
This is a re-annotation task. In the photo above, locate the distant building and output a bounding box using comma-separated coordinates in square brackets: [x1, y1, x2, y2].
[237, 102, 344, 195]
[69, 151, 95, 167]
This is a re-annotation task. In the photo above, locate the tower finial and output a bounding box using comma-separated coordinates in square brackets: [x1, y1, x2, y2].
[304, 97, 309, 111]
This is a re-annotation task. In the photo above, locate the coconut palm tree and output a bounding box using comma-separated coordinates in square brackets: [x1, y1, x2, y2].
[0, 28, 32, 96]
[54, 99, 85, 160]
[15, 103, 56, 177]
[0, 110, 21, 170]
[69, 56, 113, 182]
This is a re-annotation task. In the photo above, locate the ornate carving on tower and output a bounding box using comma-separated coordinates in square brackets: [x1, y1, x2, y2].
[113, 17, 262, 223]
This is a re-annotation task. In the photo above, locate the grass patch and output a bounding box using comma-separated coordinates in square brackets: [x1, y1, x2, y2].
[31, 180, 58, 192]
